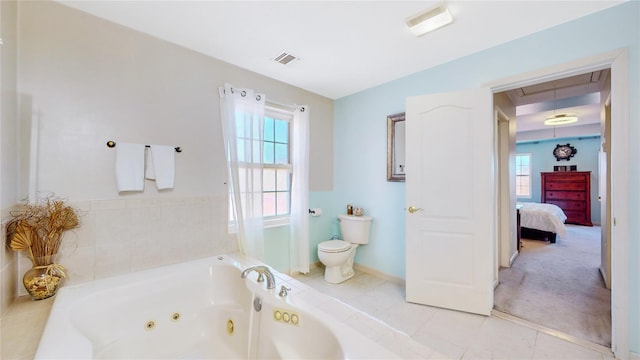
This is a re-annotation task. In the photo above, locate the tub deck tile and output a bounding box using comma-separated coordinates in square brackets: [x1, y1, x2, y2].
[1, 296, 54, 360]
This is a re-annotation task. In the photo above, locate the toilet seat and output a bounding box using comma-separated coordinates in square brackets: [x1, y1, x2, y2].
[318, 240, 351, 253]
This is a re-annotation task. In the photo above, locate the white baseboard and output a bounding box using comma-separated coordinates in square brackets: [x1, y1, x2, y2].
[353, 263, 405, 286]
[287, 261, 322, 276]
[598, 266, 611, 289]
[301, 261, 405, 286]
[509, 250, 519, 267]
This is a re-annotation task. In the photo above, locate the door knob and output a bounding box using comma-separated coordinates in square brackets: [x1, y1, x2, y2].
[408, 206, 423, 214]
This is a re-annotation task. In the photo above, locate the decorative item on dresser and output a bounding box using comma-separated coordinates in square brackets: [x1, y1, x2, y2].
[541, 171, 592, 226]
[552, 143, 577, 161]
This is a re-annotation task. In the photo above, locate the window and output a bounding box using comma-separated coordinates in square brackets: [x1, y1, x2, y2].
[230, 106, 292, 227]
[262, 107, 292, 219]
[515, 153, 531, 198]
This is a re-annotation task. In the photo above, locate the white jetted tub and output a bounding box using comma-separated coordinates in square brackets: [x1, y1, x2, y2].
[35, 254, 399, 359]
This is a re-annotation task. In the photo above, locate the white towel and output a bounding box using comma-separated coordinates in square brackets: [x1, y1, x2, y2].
[145, 145, 175, 190]
[115, 143, 145, 192]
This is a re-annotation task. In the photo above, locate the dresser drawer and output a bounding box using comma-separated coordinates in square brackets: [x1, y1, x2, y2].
[565, 210, 588, 223]
[545, 191, 586, 200]
[546, 199, 585, 210]
[545, 181, 586, 191]
[544, 173, 588, 182]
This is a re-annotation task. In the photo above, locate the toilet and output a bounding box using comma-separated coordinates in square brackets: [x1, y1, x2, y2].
[318, 214, 372, 284]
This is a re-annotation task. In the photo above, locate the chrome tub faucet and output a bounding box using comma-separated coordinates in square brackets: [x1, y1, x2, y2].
[241, 265, 276, 289]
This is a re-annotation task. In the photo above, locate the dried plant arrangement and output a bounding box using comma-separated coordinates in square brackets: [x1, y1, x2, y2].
[5, 196, 80, 299]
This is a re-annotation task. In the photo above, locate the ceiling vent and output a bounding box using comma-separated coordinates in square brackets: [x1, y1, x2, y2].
[273, 52, 298, 65]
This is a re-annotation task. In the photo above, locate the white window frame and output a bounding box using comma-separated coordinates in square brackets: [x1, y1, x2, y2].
[515, 153, 532, 198]
[228, 105, 294, 231]
[262, 105, 293, 228]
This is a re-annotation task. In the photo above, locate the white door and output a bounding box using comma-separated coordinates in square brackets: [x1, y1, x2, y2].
[405, 88, 494, 315]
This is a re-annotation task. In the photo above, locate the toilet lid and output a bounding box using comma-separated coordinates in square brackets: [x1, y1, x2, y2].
[318, 240, 351, 253]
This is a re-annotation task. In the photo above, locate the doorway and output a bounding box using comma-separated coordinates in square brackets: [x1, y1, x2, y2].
[491, 49, 629, 358]
[403, 49, 629, 358]
[494, 71, 613, 347]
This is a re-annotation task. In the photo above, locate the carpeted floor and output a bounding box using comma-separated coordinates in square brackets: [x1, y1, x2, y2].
[494, 225, 611, 347]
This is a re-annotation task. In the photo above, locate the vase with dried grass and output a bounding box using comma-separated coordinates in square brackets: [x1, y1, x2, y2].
[5, 197, 80, 300]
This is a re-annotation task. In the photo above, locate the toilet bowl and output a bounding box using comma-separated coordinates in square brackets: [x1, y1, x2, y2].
[318, 214, 372, 283]
[318, 240, 358, 283]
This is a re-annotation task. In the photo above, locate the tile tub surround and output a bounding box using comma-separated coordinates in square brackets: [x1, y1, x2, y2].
[1, 205, 18, 318]
[1, 295, 55, 359]
[11, 196, 235, 297]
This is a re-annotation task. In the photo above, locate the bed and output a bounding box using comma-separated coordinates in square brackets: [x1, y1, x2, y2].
[517, 202, 567, 243]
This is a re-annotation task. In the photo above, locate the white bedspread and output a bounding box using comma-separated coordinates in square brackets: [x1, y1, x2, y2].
[517, 202, 567, 237]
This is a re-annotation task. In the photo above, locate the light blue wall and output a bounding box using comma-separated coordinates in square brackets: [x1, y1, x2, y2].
[265, 191, 340, 272]
[264, 225, 290, 273]
[309, 191, 339, 265]
[333, 2, 639, 351]
[517, 136, 601, 225]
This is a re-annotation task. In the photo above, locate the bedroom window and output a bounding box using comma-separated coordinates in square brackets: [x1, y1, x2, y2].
[516, 153, 531, 198]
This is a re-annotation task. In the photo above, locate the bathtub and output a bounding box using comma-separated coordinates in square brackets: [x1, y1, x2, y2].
[35, 253, 400, 359]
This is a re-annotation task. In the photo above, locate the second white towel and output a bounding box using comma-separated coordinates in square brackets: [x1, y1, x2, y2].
[146, 145, 175, 190]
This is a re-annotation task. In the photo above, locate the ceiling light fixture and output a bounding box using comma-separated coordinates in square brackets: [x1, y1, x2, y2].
[406, 5, 453, 37]
[545, 85, 578, 126]
[545, 114, 579, 126]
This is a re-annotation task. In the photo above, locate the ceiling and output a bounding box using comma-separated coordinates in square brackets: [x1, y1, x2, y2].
[506, 69, 609, 133]
[56, 1, 624, 100]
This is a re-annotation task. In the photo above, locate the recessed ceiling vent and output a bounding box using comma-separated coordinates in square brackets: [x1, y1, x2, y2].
[273, 52, 298, 65]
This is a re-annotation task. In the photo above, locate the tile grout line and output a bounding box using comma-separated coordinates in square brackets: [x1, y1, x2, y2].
[492, 309, 613, 357]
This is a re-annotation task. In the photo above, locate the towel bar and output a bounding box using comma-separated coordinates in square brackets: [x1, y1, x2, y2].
[106, 140, 182, 153]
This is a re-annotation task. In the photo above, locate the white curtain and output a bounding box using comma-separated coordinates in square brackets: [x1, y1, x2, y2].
[290, 105, 310, 273]
[219, 83, 266, 261]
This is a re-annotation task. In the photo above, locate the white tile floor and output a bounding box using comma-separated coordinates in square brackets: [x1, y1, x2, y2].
[293, 266, 615, 360]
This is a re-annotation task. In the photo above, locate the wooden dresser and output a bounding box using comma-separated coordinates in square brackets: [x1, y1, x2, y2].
[541, 171, 592, 226]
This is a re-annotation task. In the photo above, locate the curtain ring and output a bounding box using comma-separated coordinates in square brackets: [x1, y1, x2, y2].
[256, 94, 261, 101]
[241, 90, 247, 97]
[300, 107, 305, 112]
[230, 87, 234, 94]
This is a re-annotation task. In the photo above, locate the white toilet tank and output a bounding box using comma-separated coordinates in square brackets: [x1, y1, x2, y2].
[338, 214, 372, 244]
